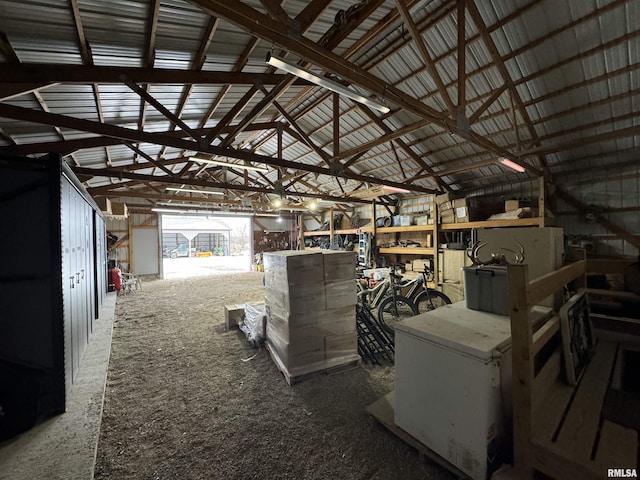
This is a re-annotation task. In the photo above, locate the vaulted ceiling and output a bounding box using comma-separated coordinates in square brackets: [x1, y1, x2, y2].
[0, 0, 637, 213]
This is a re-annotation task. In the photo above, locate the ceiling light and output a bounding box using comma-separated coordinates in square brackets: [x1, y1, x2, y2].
[190, 157, 269, 172]
[308, 200, 318, 211]
[272, 198, 283, 208]
[266, 53, 390, 114]
[166, 187, 224, 196]
[152, 207, 191, 214]
[499, 158, 526, 173]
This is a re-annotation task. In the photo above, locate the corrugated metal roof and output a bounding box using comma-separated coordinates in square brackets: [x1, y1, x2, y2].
[0, 0, 637, 207]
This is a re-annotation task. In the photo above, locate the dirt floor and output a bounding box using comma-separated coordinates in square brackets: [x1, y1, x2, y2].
[94, 272, 455, 480]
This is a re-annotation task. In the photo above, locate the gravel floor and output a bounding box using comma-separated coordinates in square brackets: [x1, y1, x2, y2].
[94, 272, 455, 480]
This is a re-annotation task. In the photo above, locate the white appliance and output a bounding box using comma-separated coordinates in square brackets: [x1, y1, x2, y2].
[394, 302, 550, 480]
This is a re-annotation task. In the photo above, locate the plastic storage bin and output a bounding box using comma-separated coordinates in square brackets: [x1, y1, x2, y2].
[463, 266, 509, 315]
[392, 215, 412, 226]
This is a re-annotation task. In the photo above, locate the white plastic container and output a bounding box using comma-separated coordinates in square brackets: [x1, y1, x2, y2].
[463, 266, 509, 315]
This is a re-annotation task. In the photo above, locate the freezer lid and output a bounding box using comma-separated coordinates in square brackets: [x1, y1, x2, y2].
[395, 301, 551, 361]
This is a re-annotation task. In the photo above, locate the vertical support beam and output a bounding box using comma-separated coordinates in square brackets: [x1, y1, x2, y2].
[507, 263, 534, 480]
[538, 176, 546, 227]
[432, 195, 439, 287]
[371, 200, 377, 263]
[277, 123, 283, 182]
[128, 214, 134, 274]
[298, 213, 305, 250]
[329, 206, 334, 248]
[333, 92, 340, 157]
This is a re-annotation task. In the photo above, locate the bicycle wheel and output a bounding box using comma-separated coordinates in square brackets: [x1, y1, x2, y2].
[414, 289, 452, 313]
[377, 295, 418, 335]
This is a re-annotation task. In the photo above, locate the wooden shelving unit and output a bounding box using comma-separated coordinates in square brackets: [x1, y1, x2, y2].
[379, 247, 435, 255]
[439, 217, 542, 230]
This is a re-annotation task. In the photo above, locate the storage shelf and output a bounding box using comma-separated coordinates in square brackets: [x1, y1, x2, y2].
[377, 225, 434, 233]
[304, 227, 373, 236]
[379, 247, 435, 255]
[439, 218, 542, 230]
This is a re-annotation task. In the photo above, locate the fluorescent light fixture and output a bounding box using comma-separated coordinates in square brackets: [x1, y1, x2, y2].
[152, 208, 191, 214]
[499, 158, 526, 173]
[266, 53, 390, 114]
[190, 157, 269, 172]
[166, 187, 224, 196]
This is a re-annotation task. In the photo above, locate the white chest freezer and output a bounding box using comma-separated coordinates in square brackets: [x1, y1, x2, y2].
[394, 301, 550, 480]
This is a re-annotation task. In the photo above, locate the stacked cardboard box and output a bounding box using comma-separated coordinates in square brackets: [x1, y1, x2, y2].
[437, 194, 486, 223]
[264, 250, 358, 381]
[436, 192, 458, 223]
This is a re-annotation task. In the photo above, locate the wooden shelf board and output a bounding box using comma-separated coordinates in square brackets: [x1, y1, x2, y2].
[379, 247, 435, 255]
[303, 227, 372, 237]
[439, 217, 542, 230]
[377, 225, 434, 233]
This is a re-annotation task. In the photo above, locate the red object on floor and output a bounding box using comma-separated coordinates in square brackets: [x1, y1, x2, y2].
[110, 268, 122, 292]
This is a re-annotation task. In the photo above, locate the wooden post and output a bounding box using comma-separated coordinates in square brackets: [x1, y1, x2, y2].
[432, 195, 439, 287]
[298, 213, 305, 250]
[507, 263, 534, 480]
[538, 176, 546, 227]
[371, 200, 377, 266]
[329, 206, 334, 248]
[127, 214, 133, 273]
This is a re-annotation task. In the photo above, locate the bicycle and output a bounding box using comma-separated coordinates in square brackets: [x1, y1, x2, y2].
[398, 264, 452, 314]
[374, 270, 419, 335]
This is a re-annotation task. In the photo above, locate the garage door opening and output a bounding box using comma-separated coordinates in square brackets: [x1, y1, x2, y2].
[160, 215, 252, 279]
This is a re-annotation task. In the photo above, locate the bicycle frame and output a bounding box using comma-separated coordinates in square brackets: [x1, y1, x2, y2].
[356, 276, 390, 309]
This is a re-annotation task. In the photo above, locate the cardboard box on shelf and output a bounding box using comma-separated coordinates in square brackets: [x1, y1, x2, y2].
[436, 192, 460, 205]
[425, 233, 433, 248]
[452, 198, 467, 209]
[505, 200, 521, 212]
[412, 259, 432, 273]
[414, 215, 431, 226]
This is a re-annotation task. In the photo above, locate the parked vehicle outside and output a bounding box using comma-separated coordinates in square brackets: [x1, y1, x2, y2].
[168, 244, 196, 259]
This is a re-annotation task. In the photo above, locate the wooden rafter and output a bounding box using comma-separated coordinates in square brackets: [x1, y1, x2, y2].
[0, 64, 303, 86]
[395, 0, 456, 115]
[456, 0, 466, 115]
[123, 78, 201, 142]
[555, 186, 640, 250]
[466, 0, 547, 171]
[75, 166, 370, 204]
[0, 122, 282, 157]
[0, 102, 436, 193]
[135, 0, 161, 163]
[156, 16, 220, 163]
[187, 0, 539, 176]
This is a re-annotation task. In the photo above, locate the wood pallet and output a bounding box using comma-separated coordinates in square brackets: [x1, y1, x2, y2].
[367, 392, 471, 480]
[266, 342, 361, 386]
